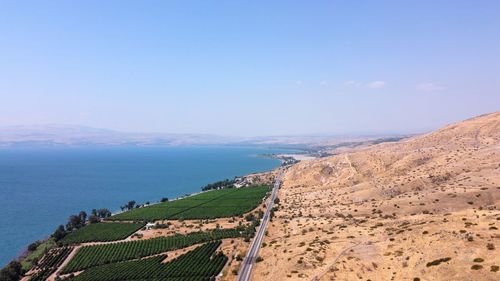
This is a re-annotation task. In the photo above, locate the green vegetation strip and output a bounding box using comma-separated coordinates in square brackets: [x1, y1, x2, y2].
[69, 241, 226, 281]
[109, 185, 270, 221]
[59, 222, 145, 245]
[61, 228, 243, 274]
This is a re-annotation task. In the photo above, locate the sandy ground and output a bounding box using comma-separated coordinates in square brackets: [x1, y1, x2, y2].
[130, 217, 249, 240]
[252, 112, 500, 281]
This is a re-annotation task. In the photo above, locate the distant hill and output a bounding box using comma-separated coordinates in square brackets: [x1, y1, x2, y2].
[253, 111, 500, 281]
[0, 125, 242, 147]
[0, 124, 407, 148]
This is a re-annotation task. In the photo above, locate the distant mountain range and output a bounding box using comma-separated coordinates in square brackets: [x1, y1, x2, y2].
[0, 125, 409, 148]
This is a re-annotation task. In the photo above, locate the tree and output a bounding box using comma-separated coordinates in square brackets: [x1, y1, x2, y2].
[88, 215, 100, 224]
[97, 208, 111, 218]
[0, 260, 23, 281]
[52, 225, 66, 241]
[79, 211, 87, 223]
[126, 200, 136, 210]
[91, 209, 97, 217]
[160, 197, 169, 203]
[245, 213, 256, 222]
[66, 215, 83, 231]
[27, 241, 40, 252]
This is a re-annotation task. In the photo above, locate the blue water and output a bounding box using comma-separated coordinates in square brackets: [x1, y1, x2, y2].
[0, 146, 287, 266]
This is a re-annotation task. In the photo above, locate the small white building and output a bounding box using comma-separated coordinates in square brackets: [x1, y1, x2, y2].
[145, 222, 156, 230]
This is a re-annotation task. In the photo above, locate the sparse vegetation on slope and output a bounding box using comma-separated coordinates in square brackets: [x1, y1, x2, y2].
[252, 112, 500, 281]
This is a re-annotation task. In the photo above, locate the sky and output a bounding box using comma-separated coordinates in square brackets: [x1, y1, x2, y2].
[0, 1, 499, 136]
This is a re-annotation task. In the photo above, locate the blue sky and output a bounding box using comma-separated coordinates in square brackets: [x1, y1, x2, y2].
[0, 1, 499, 136]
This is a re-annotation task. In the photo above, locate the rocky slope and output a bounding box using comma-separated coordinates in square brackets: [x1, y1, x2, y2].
[253, 112, 500, 281]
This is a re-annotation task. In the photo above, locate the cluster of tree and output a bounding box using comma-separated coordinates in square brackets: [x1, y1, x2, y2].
[52, 208, 112, 242]
[280, 156, 299, 166]
[27, 240, 42, 252]
[201, 178, 236, 191]
[0, 260, 24, 281]
[120, 200, 137, 211]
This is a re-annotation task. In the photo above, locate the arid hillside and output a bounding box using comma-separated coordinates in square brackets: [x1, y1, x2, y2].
[253, 112, 500, 281]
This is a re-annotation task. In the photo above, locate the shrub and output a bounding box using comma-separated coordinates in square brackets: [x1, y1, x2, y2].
[471, 264, 483, 270]
[426, 257, 451, 267]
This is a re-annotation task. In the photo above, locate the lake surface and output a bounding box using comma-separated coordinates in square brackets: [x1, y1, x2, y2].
[0, 146, 287, 266]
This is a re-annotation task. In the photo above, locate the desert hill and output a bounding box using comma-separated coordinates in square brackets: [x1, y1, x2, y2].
[253, 112, 500, 281]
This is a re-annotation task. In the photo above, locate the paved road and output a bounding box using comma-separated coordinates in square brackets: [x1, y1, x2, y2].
[236, 170, 283, 281]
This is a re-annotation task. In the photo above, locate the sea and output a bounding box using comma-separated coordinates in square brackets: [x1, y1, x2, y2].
[0, 145, 289, 266]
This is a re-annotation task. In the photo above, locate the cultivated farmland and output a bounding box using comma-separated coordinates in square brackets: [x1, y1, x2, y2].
[29, 247, 73, 281]
[59, 222, 145, 245]
[61, 228, 245, 273]
[68, 241, 227, 281]
[109, 185, 270, 221]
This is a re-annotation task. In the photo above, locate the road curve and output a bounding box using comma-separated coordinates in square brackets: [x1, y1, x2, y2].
[236, 170, 283, 281]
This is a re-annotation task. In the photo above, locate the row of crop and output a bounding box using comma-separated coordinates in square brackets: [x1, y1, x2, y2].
[69, 241, 226, 281]
[59, 222, 145, 245]
[29, 246, 73, 281]
[108, 188, 239, 221]
[61, 228, 242, 273]
[109, 185, 269, 221]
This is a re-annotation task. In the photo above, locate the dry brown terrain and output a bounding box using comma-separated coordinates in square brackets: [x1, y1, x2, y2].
[252, 112, 500, 281]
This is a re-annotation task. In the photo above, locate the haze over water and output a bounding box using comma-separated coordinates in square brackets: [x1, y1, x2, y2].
[0, 146, 287, 266]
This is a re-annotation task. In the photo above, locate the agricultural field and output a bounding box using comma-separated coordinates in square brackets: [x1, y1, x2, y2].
[28, 247, 73, 281]
[68, 241, 226, 281]
[59, 222, 145, 245]
[61, 228, 245, 273]
[110, 185, 270, 221]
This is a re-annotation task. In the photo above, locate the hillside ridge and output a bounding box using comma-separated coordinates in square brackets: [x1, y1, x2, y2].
[253, 111, 500, 281]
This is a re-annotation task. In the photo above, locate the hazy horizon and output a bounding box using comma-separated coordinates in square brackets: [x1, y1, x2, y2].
[1, 1, 499, 136]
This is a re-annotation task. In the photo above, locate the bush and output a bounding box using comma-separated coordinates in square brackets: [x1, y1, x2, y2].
[0, 261, 24, 281]
[28, 241, 41, 252]
[471, 264, 483, 270]
[426, 257, 451, 267]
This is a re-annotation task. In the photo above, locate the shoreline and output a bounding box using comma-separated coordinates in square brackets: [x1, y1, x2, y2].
[5, 148, 285, 270]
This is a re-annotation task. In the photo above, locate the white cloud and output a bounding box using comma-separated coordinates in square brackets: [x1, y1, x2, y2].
[368, 81, 386, 89]
[345, 80, 356, 86]
[320, 80, 328, 86]
[417, 82, 444, 92]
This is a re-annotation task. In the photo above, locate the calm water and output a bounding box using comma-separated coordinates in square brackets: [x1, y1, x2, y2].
[0, 146, 287, 266]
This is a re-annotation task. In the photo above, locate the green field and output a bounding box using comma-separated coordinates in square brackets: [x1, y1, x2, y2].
[109, 185, 270, 221]
[69, 241, 226, 281]
[61, 228, 244, 273]
[59, 222, 145, 245]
